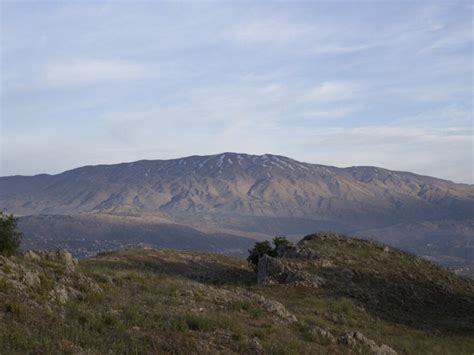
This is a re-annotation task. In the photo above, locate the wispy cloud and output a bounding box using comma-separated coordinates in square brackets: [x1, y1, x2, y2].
[307, 126, 472, 146]
[311, 43, 377, 55]
[228, 17, 316, 44]
[419, 28, 473, 53]
[37, 60, 147, 89]
[304, 81, 361, 102]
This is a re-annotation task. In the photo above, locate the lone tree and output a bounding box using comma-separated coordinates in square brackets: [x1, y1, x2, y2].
[0, 212, 22, 256]
[247, 236, 289, 271]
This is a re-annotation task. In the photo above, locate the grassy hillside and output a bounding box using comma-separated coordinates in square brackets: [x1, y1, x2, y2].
[1, 232, 473, 354]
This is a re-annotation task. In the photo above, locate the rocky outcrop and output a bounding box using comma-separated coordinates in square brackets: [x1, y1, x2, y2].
[338, 331, 398, 354]
[228, 288, 298, 324]
[310, 326, 336, 343]
[24, 249, 78, 271]
[257, 296, 298, 324]
[274, 243, 301, 258]
[0, 250, 100, 306]
[257, 254, 325, 287]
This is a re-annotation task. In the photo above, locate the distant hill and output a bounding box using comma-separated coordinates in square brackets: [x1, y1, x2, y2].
[1, 153, 473, 273]
[17, 214, 254, 258]
[1, 233, 473, 353]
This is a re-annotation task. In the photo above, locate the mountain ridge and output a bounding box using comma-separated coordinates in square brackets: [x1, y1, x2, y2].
[2, 152, 470, 186]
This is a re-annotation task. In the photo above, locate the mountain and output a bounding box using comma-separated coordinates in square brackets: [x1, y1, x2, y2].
[1, 153, 473, 273]
[1, 233, 473, 353]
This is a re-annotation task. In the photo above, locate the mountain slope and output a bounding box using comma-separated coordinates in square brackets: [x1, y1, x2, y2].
[1, 153, 472, 224]
[1, 233, 473, 353]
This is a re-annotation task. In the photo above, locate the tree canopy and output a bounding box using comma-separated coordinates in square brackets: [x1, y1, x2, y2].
[247, 236, 289, 271]
[0, 212, 22, 256]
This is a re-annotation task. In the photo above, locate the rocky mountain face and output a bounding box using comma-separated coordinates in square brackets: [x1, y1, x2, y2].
[1, 153, 473, 272]
[2, 153, 472, 222]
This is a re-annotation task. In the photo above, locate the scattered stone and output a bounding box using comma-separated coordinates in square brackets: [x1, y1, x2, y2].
[256, 295, 297, 324]
[338, 331, 397, 354]
[257, 254, 324, 287]
[310, 326, 336, 343]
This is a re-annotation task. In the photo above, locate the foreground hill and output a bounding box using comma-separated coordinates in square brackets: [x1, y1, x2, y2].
[1, 153, 473, 273]
[1, 233, 473, 354]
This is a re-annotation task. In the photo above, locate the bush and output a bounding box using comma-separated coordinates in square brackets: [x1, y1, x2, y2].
[247, 241, 274, 271]
[0, 212, 22, 256]
[273, 236, 291, 250]
[247, 237, 290, 271]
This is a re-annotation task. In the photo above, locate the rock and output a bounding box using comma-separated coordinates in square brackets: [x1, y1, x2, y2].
[338, 331, 397, 354]
[21, 270, 40, 287]
[310, 326, 335, 343]
[50, 285, 69, 304]
[257, 254, 324, 287]
[57, 250, 78, 271]
[377, 344, 398, 355]
[257, 255, 286, 284]
[275, 243, 301, 258]
[258, 296, 298, 324]
[248, 337, 263, 353]
[23, 250, 41, 261]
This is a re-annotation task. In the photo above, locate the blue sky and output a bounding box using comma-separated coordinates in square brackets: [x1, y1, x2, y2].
[1, 1, 472, 183]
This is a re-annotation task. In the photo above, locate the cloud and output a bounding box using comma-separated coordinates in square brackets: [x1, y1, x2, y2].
[305, 81, 361, 102]
[296, 125, 473, 183]
[419, 28, 473, 53]
[311, 43, 377, 55]
[306, 126, 472, 146]
[298, 107, 358, 120]
[229, 17, 316, 44]
[37, 60, 147, 89]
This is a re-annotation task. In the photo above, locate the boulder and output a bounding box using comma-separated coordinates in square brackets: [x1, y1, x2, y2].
[257, 254, 286, 284]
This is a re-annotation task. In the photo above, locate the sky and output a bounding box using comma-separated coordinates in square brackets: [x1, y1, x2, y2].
[1, 1, 472, 183]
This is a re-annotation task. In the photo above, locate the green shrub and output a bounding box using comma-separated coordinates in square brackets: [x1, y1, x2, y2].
[7, 302, 26, 315]
[185, 315, 219, 331]
[0, 212, 22, 256]
[329, 297, 354, 316]
[247, 236, 290, 271]
[0, 277, 13, 290]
